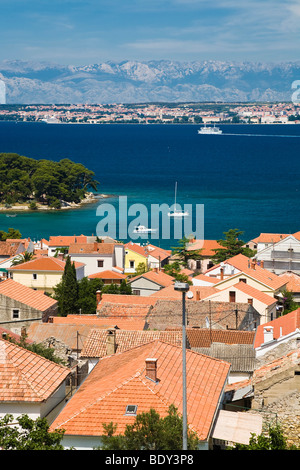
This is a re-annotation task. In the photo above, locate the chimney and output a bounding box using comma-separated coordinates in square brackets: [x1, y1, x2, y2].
[251, 261, 256, 270]
[196, 290, 200, 301]
[94, 241, 98, 251]
[96, 290, 102, 304]
[261, 260, 264, 268]
[106, 329, 116, 355]
[145, 358, 158, 382]
[58, 253, 64, 261]
[220, 267, 224, 280]
[263, 326, 274, 343]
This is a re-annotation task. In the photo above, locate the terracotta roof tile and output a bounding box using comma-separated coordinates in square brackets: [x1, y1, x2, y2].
[232, 281, 277, 306]
[88, 270, 126, 280]
[69, 242, 116, 255]
[0, 338, 70, 402]
[129, 270, 175, 287]
[208, 254, 286, 291]
[150, 285, 218, 300]
[81, 329, 183, 357]
[187, 239, 224, 257]
[48, 235, 87, 247]
[0, 279, 57, 311]
[50, 340, 230, 440]
[8, 257, 84, 271]
[278, 271, 300, 292]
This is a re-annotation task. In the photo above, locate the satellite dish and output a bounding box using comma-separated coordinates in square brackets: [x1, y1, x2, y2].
[187, 291, 194, 299]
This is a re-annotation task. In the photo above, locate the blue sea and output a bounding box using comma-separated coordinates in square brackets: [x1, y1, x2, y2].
[0, 121, 300, 249]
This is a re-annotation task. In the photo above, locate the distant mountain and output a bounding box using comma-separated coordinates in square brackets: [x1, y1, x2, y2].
[0, 59, 300, 104]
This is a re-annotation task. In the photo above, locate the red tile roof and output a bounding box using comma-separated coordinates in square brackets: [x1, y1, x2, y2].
[0, 338, 70, 402]
[81, 329, 183, 357]
[69, 242, 116, 255]
[254, 308, 300, 348]
[48, 235, 87, 247]
[232, 281, 277, 306]
[0, 279, 57, 311]
[208, 254, 286, 291]
[166, 328, 255, 348]
[8, 257, 84, 272]
[124, 242, 148, 258]
[250, 233, 290, 244]
[150, 285, 218, 300]
[49, 314, 147, 331]
[187, 239, 224, 257]
[0, 241, 24, 257]
[129, 270, 175, 287]
[88, 270, 126, 280]
[278, 271, 300, 292]
[50, 340, 230, 440]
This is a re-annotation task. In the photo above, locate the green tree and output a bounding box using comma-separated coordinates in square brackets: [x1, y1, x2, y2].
[282, 289, 299, 315]
[0, 227, 22, 241]
[77, 276, 103, 314]
[164, 261, 192, 285]
[100, 405, 199, 450]
[231, 424, 299, 450]
[135, 262, 149, 275]
[0, 414, 65, 450]
[11, 251, 34, 266]
[171, 237, 203, 268]
[54, 256, 79, 316]
[212, 228, 256, 264]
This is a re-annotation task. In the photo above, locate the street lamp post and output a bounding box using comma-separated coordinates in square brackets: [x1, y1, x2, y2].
[174, 281, 190, 451]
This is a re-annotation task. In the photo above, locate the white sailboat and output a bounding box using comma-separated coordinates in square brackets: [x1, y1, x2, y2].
[168, 182, 189, 217]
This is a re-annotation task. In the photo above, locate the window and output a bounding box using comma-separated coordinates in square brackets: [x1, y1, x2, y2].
[125, 405, 137, 416]
[97, 260, 104, 268]
[239, 278, 247, 283]
[196, 260, 201, 270]
[32, 273, 37, 280]
[132, 289, 140, 295]
[130, 260, 135, 269]
[229, 291, 236, 302]
[12, 309, 19, 319]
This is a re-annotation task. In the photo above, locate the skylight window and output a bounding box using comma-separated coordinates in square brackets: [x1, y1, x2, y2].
[125, 405, 137, 415]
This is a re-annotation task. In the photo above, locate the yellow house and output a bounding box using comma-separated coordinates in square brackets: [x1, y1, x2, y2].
[124, 242, 148, 274]
[8, 257, 85, 294]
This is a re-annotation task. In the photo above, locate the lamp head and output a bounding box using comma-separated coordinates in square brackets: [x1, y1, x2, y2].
[174, 281, 190, 292]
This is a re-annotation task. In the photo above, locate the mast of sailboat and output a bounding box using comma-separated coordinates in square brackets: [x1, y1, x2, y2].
[174, 181, 177, 211]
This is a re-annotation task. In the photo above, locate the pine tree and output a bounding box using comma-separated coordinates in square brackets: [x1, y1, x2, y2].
[54, 256, 79, 316]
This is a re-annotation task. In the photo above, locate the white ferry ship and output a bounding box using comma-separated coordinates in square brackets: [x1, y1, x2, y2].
[198, 124, 222, 135]
[133, 225, 157, 234]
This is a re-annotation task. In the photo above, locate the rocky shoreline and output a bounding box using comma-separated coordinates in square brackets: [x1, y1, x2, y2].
[0, 192, 114, 212]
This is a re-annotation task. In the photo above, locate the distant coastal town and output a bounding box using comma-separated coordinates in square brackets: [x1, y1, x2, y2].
[0, 101, 299, 124]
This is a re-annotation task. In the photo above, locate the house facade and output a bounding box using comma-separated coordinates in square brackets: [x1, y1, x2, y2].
[69, 242, 124, 277]
[254, 235, 300, 274]
[8, 257, 85, 293]
[0, 279, 58, 335]
[127, 270, 175, 296]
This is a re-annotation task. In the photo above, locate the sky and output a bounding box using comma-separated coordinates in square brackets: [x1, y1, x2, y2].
[1, 0, 300, 65]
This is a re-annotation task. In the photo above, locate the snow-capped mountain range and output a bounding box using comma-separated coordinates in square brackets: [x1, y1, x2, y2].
[0, 59, 299, 104]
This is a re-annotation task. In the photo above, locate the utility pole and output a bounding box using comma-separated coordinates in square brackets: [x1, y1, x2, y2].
[174, 281, 190, 451]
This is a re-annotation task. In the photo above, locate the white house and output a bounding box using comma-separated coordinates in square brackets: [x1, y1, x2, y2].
[254, 235, 300, 274]
[0, 338, 70, 424]
[68, 242, 124, 277]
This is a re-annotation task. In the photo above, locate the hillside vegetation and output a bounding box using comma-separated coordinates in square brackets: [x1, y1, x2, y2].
[0, 153, 99, 209]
